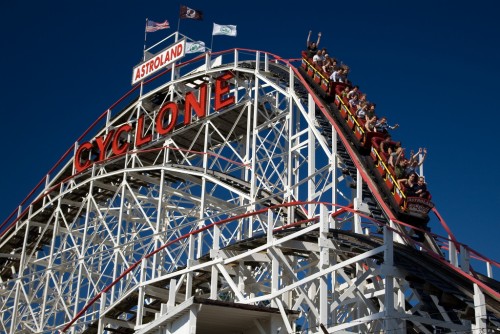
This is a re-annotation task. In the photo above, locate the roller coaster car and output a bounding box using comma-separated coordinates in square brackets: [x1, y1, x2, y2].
[300, 52, 333, 101]
[369, 135, 434, 225]
[299, 51, 434, 227]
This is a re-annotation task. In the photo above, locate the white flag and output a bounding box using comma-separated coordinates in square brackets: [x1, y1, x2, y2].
[212, 23, 237, 36]
[185, 41, 206, 54]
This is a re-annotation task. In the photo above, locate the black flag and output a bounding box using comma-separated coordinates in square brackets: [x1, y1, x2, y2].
[179, 5, 203, 20]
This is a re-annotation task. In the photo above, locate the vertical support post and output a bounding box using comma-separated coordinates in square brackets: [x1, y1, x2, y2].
[286, 69, 293, 205]
[331, 128, 338, 218]
[42, 206, 60, 326]
[197, 122, 210, 258]
[97, 292, 107, 334]
[389, 220, 405, 244]
[293, 97, 301, 215]
[186, 235, 195, 300]
[307, 94, 316, 218]
[243, 103, 252, 240]
[473, 284, 487, 333]
[383, 226, 398, 332]
[237, 260, 246, 297]
[136, 259, 146, 327]
[168, 279, 176, 310]
[255, 51, 260, 74]
[384, 225, 394, 265]
[486, 262, 493, 279]
[210, 225, 220, 300]
[205, 51, 212, 71]
[44, 174, 50, 190]
[106, 108, 112, 128]
[330, 253, 338, 328]
[73, 141, 78, 175]
[188, 304, 198, 334]
[397, 288, 407, 333]
[270, 253, 279, 309]
[449, 239, 458, 267]
[9, 278, 21, 333]
[112, 183, 127, 303]
[248, 76, 261, 238]
[73, 180, 92, 322]
[267, 209, 279, 308]
[319, 205, 329, 327]
[42, 174, 50, 207]
[170, 37, 177, 83]
[10, 217, 33, 334]
[288, 62, 294, 89]
[210, 214, 221, 299]
[267, 209, 274, 244]
[286, 68, 296, 225]
[353, 170, 363, 234]
[234, 49, 239, 68]
[153, 169, 165, 279]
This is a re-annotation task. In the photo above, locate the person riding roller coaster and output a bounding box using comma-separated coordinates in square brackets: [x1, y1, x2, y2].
[299, 42, 435, 229]
[306, 30, 322, 58]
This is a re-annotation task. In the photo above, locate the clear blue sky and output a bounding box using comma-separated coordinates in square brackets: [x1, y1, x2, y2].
[1, 1, 498, 272]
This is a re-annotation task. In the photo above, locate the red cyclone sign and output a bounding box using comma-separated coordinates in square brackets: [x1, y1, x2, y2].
[74, 72, 235, 173]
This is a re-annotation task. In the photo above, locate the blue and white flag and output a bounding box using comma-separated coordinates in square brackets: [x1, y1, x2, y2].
[212, 23, 237, 37]
[186, 41, 206, 54]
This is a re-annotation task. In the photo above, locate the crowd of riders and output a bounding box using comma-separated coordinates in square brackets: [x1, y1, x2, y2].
[306, 31, 430, 200]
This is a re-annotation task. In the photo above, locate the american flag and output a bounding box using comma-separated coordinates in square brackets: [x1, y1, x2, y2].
[146, 20, 170, 32]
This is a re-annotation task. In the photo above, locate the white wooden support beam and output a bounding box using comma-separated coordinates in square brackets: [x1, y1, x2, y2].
[136, 259, 146, 327]
[168, 279, 176, 310]
[473, 283, 487, 333]
[449, 239, 458, 267]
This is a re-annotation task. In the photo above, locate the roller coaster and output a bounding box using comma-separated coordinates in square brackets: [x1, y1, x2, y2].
[0, 32, 499, 334]
[298, 51, 435, 231]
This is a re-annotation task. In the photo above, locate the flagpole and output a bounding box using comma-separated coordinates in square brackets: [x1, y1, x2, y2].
[140, 18, 148, 97]
[143, 18, 148, 61]
[177, 4, 181, 32]
[210, 23, 215, 52]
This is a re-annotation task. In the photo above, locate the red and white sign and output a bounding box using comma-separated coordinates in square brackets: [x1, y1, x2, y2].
[132, 39, 186, 85]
